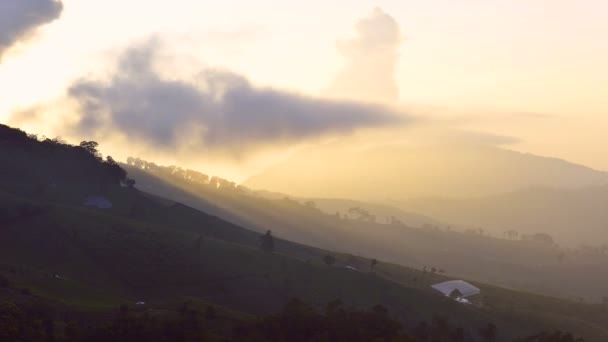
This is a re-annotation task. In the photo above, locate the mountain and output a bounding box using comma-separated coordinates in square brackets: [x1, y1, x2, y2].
[243, 142, 608, 200]
[123, 157, 608, 303]
[399, 185, 608, 246]
[2, 123, 608, 340]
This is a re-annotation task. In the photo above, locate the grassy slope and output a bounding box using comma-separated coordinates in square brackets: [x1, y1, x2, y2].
[125, 164, 608, 302]
[2, 187, 608, 340]
[1, 125, 608, 339]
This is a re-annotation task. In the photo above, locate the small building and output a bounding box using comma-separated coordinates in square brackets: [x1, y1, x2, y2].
[83, 195, 113, 209]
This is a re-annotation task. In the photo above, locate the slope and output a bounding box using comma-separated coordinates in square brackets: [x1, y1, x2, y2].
[243, 142, 608, 200]
[399, 186, 608, 247]
[124, 158, 608, 302]
[2, 123, 608, 339]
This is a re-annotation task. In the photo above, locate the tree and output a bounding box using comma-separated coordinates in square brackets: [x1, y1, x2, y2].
[260, 230, 275, 253]
[79, 141, 100, 158]
[105, 156, 128, 185]
[0, 275, 9, 288]
[304, 201, 316, 209]
[479, 323, 497, 342]
[523, 232, 554, 244]
[0, 302, 22, 340]
[195, 235, 203, 252]
[125, 178, 136, 188]
[323, 254, 336, 267]
[347, 207, 375, 222]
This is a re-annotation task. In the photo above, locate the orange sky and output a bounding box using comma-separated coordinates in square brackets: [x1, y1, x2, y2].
[0, 0, 607, 178]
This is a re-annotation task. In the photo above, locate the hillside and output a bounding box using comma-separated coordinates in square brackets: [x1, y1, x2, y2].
[243, 142, 608, 200]
[123, 157, 608, 302]
[1, 123, 607, 340]
[2, 180, 607, 340]
[293, 197, 438, 228]
[399, 186, 608, 247]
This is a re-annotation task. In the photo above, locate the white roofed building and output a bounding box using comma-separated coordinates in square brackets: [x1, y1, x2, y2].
[431, 280, 480, 299]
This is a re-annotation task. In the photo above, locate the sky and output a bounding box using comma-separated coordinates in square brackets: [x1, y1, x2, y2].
[1, 0, 607, 179]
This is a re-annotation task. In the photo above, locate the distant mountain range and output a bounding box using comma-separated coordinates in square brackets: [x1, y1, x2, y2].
[244, 143, 608, 200]
[399, 185, 608, 246]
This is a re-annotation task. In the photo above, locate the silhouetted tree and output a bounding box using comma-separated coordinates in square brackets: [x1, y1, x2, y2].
[105, 156, 128, 185]
[125, 178, 136, 188]
[479, 322, 497, 342]
[260, 230, 275, 253]
[79, 141, 100, 158]
[323, 254, 336, 267]
[452, 327, 465, 342]
[430, 315, 451, 340]
[304, 201, 316, 209]
[347, 207, 376, 222]
[557, 252, 566, 263]
[414, 321, 429, 340]
[205, 305, 217, 320]
[233, 299, 412, 341]
[195, 235, 203, 252]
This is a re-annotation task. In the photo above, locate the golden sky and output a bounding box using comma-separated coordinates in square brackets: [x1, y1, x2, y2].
[1, 0, 607, 179]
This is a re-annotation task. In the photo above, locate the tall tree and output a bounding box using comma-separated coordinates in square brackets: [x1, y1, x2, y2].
[323, 254, 336, 267]
[260, 230, 275, 253]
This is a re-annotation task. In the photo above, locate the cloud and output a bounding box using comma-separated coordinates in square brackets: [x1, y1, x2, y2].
[0, 0, 63, 59]
[328, 7, 403, 104]
[66, 40, 406, 157]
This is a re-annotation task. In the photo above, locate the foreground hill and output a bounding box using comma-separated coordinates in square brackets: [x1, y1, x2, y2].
[399, 186, 608, 247]
[243, 142, 608, 200]
[1, 123, 607, 340]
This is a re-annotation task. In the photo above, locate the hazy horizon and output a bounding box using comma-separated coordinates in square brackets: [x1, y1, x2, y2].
[1, 1, 608, 184]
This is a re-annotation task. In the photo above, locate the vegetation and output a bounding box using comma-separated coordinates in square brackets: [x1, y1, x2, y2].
[123, 156, 608, 302]
[0, 124, 605, 340]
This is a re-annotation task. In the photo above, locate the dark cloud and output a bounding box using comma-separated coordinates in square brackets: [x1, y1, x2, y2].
[329, 7, 403, 104]
[0, 0, 63, 59]
[68, 40, 406, 157]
